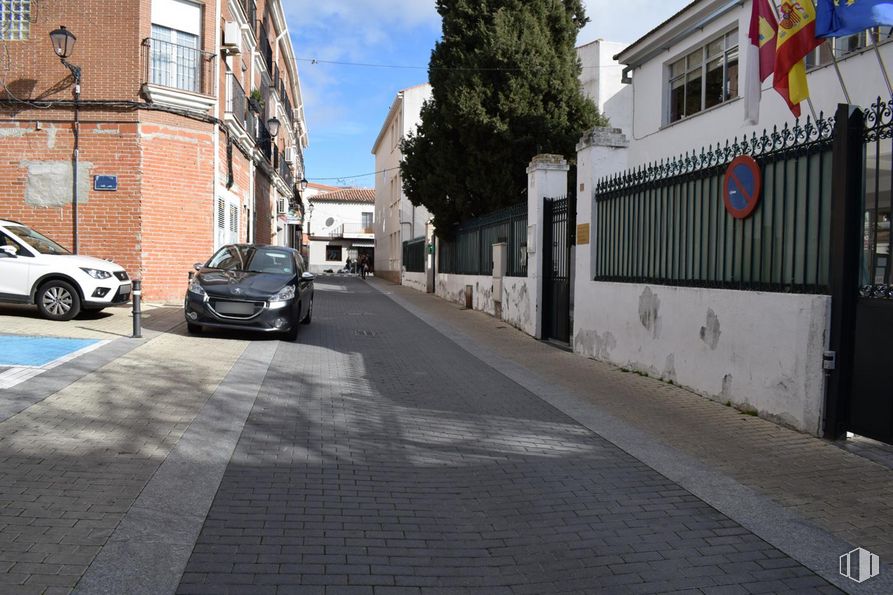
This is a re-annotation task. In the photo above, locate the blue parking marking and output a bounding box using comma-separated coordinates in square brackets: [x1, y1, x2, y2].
[0, 335, 100, 367]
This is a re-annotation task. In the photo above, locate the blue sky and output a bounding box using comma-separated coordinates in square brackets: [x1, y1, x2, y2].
[284, 0, 692, 188]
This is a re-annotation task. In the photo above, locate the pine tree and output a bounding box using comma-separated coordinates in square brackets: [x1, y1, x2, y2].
[401, 0, 606, 233]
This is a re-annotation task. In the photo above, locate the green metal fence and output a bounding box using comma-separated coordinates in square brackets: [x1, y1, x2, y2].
[594, 116, 837, 294]
[438, 202, 528, 276]
[402, 238, 426, 273]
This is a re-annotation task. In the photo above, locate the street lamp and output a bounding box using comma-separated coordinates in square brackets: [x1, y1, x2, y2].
[266, 117, 280, 138]
[299, 178, 309, 193]
[49, 25, 82, 254]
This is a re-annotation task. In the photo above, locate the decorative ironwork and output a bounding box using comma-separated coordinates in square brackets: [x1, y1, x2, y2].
[864, 96, 893, 142]
[143, 38, 215, 96]
[596, 112, 836, 198]
[593, 110, 841, 294]
[860, 285, 893, 299]
[439, 202, 527, 277]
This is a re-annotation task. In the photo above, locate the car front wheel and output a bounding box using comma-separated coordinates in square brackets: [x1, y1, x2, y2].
[36, 280, 81, 321]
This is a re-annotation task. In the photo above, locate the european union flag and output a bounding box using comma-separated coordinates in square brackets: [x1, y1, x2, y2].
[816, 0, 893, 38]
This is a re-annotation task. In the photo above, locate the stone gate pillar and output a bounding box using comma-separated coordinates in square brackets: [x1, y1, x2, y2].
[527, 154, 569, 340]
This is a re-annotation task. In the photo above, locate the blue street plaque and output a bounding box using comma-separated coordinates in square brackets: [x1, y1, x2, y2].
[94, 175, 118, 191]
[723, 156, 762, 220]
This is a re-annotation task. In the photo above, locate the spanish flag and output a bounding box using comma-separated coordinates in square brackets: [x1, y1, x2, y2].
[774, 0, 823, 117]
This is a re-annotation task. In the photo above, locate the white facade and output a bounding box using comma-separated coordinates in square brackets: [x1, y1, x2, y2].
[371, 84, 433, 284]
[615, 0, 893, 167]
[569, 0, 893, 434]
[306, 190, 375, 274]
[577, 39, 633, 136]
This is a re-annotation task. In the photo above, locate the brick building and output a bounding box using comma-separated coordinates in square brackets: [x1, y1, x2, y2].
[0, 0, 308, 301]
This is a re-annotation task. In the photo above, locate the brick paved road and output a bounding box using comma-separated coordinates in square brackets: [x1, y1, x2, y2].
[177, 278, 839, 595]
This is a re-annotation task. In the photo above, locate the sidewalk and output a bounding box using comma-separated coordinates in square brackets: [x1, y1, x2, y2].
[0, 304, 250, 594]
[372, 279, 893, 570]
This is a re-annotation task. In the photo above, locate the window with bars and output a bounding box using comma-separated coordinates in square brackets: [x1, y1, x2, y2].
[0, 0, 30, 40]
[149, 24, 200, 92]
[668, 30, 739, 124]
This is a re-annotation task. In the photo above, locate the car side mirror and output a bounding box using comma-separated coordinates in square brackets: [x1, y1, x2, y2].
[193, 262, 203, 271]
[301, 272, 315, 282]
[0, 245, 17, 258]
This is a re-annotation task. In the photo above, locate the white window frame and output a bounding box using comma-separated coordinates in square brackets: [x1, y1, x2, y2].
[666, 28, 739, 125]
[215, 195, 240, 249]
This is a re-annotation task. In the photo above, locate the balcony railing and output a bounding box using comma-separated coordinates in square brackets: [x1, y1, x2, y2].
[256, 118, 272, 162]
[330, 223, 375, 240]
[279, 156, 294, 188]
[143, 38, 214, 95]
[239, 0, 256, 31]
[246, 110, 257, 141]
[259, 31, 273, 73]
[225, 72, 248, 131]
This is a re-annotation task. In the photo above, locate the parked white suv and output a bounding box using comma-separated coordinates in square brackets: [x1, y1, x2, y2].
[0, 219, 131, 320]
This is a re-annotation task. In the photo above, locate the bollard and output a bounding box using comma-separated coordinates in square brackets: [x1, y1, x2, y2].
[132, 279, 142, 339]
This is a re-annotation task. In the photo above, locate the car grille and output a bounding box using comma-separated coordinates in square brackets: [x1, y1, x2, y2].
[114, 271, 129, 281]
[207, 299, 266, 320]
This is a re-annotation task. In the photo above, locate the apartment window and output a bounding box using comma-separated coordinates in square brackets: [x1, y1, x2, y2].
[361, 212, 373, 231]
[150, 0, 202, 92]
[0, 1, 29, 40]
[669, 30, 738, 123]
[215, 197, 239, 248]
[326, 245, 343, 262]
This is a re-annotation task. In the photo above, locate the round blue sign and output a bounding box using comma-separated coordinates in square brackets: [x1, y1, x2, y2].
[723, 156, 762, 220]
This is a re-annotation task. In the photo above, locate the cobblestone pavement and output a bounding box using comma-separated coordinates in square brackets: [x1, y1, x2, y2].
[0, 306, 248, 594]
[177, 278, 839, 595]
[380, 281, 893, 569]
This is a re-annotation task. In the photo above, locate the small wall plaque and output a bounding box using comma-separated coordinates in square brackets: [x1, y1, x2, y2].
[94, 175, 118, 191]
[577, 223, 590, 245]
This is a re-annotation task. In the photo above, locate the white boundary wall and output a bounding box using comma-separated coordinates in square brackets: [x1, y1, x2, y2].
[434, 274, 536, 337]
[572, 282, 830, 434]
[575, 128, 831, 435]
[402, 271, 427, 293]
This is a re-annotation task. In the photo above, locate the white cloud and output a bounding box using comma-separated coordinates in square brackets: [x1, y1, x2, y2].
[284, 0, 439, 60]
[579, 0, 692, 46]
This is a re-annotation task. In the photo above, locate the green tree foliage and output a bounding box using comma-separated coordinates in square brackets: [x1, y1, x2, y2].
[400, 0, 607, 233]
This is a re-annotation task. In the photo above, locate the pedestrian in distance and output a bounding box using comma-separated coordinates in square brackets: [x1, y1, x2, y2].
[360, 255, 369, 280]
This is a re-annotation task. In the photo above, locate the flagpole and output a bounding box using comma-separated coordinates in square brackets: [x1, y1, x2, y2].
[867, 28, 893, 97]
[805, 96, 819, 120]
[828, 44, 853, 104]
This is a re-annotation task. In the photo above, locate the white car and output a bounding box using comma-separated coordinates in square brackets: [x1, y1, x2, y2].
[0, 219, 131, 320]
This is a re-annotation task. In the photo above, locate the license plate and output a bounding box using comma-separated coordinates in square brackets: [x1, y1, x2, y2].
[215, 301, 255, 315]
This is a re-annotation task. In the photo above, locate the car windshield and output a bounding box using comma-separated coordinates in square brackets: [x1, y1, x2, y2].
[206, 245, 295, 275]
[8, 225, 71, 255]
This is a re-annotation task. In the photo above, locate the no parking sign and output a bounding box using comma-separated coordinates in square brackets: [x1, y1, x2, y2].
[723, 156, 762, 220]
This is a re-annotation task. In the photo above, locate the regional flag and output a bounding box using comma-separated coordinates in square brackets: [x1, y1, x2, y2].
[816, 0, 893, 38]
[774, 1, 823, 117]
[745, 0, 779, 124]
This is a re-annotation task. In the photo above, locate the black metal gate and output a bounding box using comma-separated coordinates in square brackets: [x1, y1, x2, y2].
[828, 100, 893, 445]
[542, 196, 573, 343]
[847, 100, 893, 444]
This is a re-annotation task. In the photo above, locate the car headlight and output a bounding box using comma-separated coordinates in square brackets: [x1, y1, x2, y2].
[188, 277, 206, 296]
[271, 285, 295, 301]
[80, 267, 113, 280]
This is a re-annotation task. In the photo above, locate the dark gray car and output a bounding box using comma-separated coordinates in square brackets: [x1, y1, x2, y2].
[184, 244, 313, 341]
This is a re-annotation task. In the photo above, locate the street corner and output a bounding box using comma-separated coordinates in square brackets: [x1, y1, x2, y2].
[0, 333, 111, 389]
